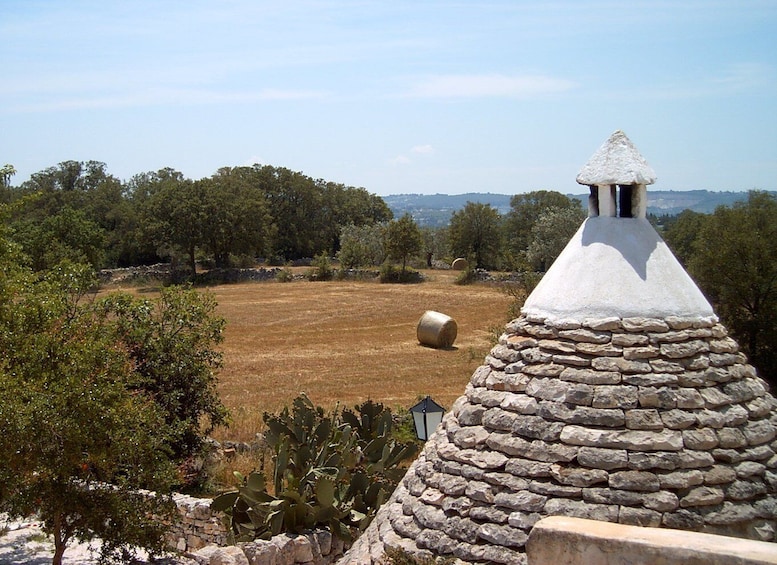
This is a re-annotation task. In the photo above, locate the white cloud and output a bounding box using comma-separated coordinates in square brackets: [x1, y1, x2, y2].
[406, 73, 577, 99]
[412, 144, 434, 154]
[389, 155, 412, 165]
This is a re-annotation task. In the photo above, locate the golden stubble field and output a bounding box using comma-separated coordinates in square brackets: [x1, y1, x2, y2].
[207, 270, 514, 442]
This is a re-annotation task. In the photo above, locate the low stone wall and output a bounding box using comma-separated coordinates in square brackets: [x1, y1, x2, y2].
[169, 493, 228, 551]
[526, 516, 777, 565]
[169, 494, 348, 565]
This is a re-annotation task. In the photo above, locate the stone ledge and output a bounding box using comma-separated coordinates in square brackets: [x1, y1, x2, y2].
[526, 516, 777, 565]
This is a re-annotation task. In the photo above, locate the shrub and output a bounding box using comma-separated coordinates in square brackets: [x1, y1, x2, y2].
[307, 253, 334, 281]
[379, 263, 422, 284]
[275, 266, 294, 282]
[211, 394, 418, 542]
[265, 255, 286, 266]
[0, 261, 179, 564]
[453, 262, 476, 285]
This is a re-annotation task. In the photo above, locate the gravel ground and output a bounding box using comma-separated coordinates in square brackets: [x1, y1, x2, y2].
[0, 518, 194, 564]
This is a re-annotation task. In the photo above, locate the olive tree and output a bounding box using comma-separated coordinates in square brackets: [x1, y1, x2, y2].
[448, 202, 503, 270]
[526, 205, 586, 271]
[385, 213, 423, 273]
[338, 223, 387, 268]
[686, 191, 777, 388]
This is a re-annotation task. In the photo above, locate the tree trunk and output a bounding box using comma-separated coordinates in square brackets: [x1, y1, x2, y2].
[188, 245, 197, 280]
[52, 516, 66, 565]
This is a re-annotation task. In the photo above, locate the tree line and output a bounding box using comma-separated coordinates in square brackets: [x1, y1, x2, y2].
[0, 161, 392, 274]
[0, 161, 592, 277]
[341, 190, 587, 273]
[661, 191, 777, 389]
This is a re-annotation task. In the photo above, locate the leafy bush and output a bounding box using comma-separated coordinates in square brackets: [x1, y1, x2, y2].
[95, 286, 228, 465]
[212, 394, 418, 542]
[275, 266, 294, 282]
[307, 253, 334, 281]
[453, 262, 476, 285]
[379, 263, 422, 284]
[0, 260, 180, 564]
[266, 255, 287, 266]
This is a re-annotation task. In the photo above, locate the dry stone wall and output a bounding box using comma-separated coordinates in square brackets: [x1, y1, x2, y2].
[339, 314, 777, 565]
[169, 494, 348, 565]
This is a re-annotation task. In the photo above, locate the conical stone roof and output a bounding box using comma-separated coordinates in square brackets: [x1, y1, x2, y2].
[576, 129, 657, 186]
[338, 134, 777, 565]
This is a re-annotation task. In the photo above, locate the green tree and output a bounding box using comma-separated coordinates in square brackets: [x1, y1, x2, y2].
[686, 191, 777, 388]
[124, 168, 186, 266]
[0, 164, 15, 187]
[0, 257, 177, 565]
[254, 166, 323, 260]
[420, 226, 450, 268]
[12, 206, 105, 271]
[448, 202, 503, 270]
[385, 213, 422, 273]
[662, 209, 709, 267]
[8, 161, 129, 269]
[526, 205, 586, 271]
[0, 164, 15, 202]
[95, 286, 228, 461]
[504, 190, 583, 266]
[201, 168, 275, 268]
[338, 223, 387, 269]
[317, 181, 392, 256]
[143, 173, 206, 277]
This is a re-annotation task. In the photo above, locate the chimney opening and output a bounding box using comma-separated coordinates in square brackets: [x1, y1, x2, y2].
[588, 186, 599, 217]
[618, 185, 634, 218]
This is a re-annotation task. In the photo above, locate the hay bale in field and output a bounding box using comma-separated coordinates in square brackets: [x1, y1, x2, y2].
[451, 257, 468, 270]
[417, 310, 457, 349]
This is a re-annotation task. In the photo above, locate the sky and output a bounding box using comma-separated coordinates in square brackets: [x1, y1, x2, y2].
[2, 0, 776, 196]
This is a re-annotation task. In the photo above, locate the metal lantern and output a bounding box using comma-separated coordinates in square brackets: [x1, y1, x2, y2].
[410, 396, 445, 441]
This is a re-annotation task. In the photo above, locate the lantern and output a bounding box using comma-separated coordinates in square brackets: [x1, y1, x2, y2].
[410, 396, 445, 441]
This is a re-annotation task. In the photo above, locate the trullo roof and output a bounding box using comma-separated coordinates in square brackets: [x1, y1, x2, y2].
[338, 133, 777, 565]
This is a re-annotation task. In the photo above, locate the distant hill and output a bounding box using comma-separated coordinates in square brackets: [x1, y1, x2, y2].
[384, 190, 772, 227]
[383, 193, 514, 227]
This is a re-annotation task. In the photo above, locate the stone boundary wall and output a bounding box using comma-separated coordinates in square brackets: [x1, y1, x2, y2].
[169, 493, 348, 565]
[526, 516, 777, 565]
[168, 493, 228, 551]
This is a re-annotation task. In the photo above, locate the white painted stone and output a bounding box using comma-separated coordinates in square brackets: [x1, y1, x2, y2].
[522, 217, 715, 321]
[576, 130, 657, 186]
[527, 516, 777, 565]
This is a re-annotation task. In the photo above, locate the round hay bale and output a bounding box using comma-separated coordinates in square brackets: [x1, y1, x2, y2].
[417, 310, 458, 349]
[451, 257, 468, 270]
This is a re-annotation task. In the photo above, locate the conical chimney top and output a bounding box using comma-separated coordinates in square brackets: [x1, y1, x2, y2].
[523, 130, 712, 321]
[576, 130, 657, 186]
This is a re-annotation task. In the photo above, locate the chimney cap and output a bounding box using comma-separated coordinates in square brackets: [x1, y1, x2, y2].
[576, 130, 657, 186]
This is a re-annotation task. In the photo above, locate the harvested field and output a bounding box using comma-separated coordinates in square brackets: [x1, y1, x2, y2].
[208, 270, 514, 442]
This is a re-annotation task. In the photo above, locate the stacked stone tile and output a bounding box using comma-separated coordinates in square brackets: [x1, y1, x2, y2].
[340, 314, 776, 564]
[338, 132, 777, 564]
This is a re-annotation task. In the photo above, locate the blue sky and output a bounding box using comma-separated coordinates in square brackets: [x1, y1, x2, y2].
[2, 0, 776, 196]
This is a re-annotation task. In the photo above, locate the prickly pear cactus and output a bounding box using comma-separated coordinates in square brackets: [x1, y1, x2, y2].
[211, 394, 418, 542]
